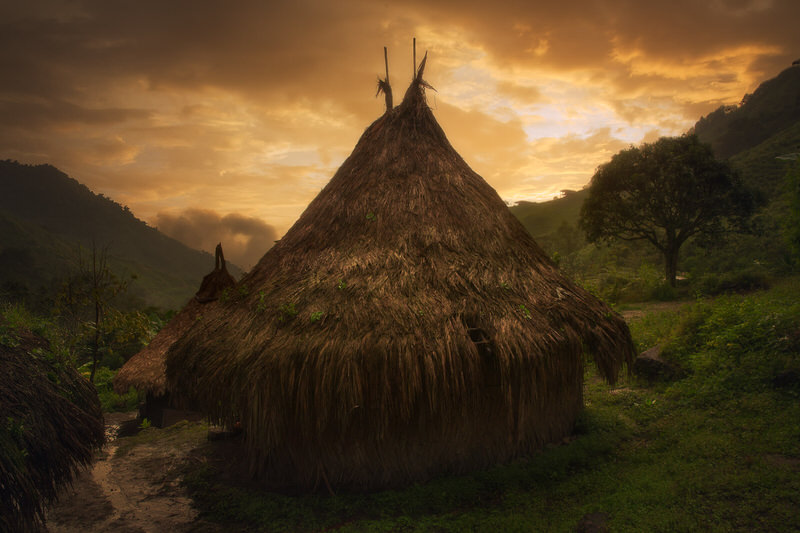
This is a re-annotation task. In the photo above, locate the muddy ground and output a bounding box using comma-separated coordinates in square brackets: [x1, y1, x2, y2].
[45, 412, 223, 533]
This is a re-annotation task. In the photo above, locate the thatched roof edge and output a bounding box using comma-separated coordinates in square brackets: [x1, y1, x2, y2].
[1, 327, 104, 531]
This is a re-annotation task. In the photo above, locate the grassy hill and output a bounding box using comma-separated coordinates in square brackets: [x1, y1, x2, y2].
[509, 189, 588, 240]
[0, 160, 241, 310]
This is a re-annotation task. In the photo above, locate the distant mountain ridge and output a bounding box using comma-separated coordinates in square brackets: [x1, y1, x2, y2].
[510, 189, 588, 240]
[0, 160, 241, 310]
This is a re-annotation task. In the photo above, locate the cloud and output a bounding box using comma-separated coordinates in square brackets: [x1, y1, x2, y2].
[1, 0, 798, 235]
[0, 98, 150, 130]
[154, 208, 278, 270]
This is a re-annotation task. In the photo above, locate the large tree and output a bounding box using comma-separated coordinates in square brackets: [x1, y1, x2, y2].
[579, 135, 754, 287]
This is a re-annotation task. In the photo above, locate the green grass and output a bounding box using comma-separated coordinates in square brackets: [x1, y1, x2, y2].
[114, 420, 209, 457]
[170, 280, 800, 531]
[89, 365, 141, 412]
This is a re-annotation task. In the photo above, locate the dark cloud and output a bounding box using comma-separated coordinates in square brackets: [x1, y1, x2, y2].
[410, 0, 799, 68]
[3, 0, 796, 113]
[0, 0, 416, 120]
[154, 208, 278, 270]
[0, 98, 149, 129]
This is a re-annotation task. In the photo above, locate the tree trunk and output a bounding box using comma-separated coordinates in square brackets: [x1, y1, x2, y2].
[664, 245, 680, 288]
[90, 300, 100, 383]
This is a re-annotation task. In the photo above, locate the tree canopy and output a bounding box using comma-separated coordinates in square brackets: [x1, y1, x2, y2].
[579, 135, 755, 286]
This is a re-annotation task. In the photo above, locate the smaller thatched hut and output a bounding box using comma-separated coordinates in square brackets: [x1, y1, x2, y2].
[1, 320, 104, 533]
[113, 243, 235, 426]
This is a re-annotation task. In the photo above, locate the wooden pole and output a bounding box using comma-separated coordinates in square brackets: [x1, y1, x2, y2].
[413, 37, 417, 77]
[384, 46, 389, 83]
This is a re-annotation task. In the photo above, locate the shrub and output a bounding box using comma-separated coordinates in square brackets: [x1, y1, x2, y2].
[695, 269, 770, 296]
[659, 282, 800, 395]
[88, 365, 141, 412]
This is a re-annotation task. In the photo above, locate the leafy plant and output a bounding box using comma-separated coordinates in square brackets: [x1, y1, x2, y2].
[256, 290, 267, 313]
[138, 418, 152, 430]
[337, 279, 347, 290]
[91, 366, 142, 412]
[310, 311, 324, 323]
[278, 302, 298, 323]
[518, 304, 532, 319]
[366, 212, 377, 221]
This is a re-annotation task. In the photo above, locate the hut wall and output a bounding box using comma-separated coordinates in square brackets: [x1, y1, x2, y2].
[244, 349, 584, 490]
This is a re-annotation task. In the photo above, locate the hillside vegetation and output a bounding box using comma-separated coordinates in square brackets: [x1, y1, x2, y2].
[694, 64, 800, 159]
[509, 189, 588, 240]
[0, 160, 241, 311]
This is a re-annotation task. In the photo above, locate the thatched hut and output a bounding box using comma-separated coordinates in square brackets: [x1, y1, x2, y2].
[166, 57, 634, 490]
[1, 322, 104, 532]
[113, 243, 235, 426]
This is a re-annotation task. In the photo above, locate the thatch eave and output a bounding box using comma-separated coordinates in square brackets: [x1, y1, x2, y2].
[1, 326, 104, 531]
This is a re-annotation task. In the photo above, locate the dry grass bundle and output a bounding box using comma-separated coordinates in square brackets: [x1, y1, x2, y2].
[114, 243, 235, 396]
[1, 327, 104, 532]
[166, 61, 634, 490]
[194, 243, 236, 304]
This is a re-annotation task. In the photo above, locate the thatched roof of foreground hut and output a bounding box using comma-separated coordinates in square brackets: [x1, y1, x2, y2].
[166, 56, 635, 491]
[0, 322, 104, 532]
[113, 243, 235, 396]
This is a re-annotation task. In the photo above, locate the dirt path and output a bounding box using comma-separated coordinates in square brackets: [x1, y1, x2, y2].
[45, 413, 221, 533]
[620, 300, 688, 321]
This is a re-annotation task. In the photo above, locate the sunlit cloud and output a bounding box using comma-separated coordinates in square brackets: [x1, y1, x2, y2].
[1, 0, 798, 251]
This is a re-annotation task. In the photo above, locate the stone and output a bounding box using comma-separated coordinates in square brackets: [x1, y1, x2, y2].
[633, 345, 677, 382]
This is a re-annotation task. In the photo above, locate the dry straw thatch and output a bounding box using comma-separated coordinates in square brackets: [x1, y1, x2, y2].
[166, 57, 635, 490]
[1, 325, 104, 532]
[113, 243, 235, 397]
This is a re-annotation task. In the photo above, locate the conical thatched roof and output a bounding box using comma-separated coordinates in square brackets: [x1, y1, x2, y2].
[1, 323, 104, 532]
[166, 59, 634, 490]
[113, 243, 235, 396]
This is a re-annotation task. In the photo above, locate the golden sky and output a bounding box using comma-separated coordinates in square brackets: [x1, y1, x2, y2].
[1, 0, 798, 268]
